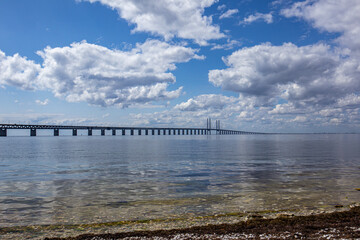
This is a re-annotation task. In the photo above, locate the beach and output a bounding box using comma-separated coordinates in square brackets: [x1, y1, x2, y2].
[0, 205, 358, 239]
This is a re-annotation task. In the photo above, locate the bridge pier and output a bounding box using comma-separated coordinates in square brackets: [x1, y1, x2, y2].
[54, 129, 59, 136]
[173, 129, 176, 135]
[30, 128, 36, 136]
[145, 129, 148, 135]
[138, 129, 141, 135]
[152, 129, 155, 135]
[186, 129, 189, 135]
[72, 129, 77, 136]
[112, 129, 116, 136]
[168, 129, 171, 135]
[0, 128, 7, 137]
[101, 129, 105, 136]
[178, 129, 181, 135]
[163, 129, 166, 135]
[131, 129, 134, 135]
[122, 129, 126, 135]
[158, 129, 161, 135]
[88, 129, 92, 136]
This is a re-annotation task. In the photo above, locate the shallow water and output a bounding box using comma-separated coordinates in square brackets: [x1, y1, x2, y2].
[0, 134, 359, 227]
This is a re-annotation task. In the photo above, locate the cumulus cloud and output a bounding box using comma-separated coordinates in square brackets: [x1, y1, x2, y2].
[205, 41, 360, 131]
[0, 40, 202, 107]
[281, 0, 360, 53]
[241, 12, 273, 24]
[174, 94, 238, 111]
[129, 90, 360, 132]
[219, 9, 239, 19]
[80, 0, 225, 45]
[0, 50, 41, 90]
[209, 43, 360, 106]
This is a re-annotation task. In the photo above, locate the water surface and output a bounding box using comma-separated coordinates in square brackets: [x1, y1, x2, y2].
[0, 134, 359, 227]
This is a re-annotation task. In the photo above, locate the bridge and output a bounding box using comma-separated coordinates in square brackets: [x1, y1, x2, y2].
[0, 119, 262, 137]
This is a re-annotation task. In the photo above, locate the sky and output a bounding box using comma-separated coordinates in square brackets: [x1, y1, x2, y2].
[0, 0, 359, 133]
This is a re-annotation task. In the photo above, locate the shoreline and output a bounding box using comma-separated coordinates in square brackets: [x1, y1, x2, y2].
[1, 205, 359, 240]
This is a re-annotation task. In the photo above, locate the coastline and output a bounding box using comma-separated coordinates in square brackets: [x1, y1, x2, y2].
[1, 205, 359, 240]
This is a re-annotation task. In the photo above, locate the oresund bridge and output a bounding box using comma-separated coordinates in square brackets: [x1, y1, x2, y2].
[0, 119, 262, 137]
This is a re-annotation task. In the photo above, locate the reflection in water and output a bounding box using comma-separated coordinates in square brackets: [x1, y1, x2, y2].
[0, 134, 359, 227]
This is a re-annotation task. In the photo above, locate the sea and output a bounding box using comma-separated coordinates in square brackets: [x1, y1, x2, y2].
[0, 133, 359, 227]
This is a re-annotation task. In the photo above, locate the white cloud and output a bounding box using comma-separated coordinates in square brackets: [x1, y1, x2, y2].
[217, 4, 226, 11]
[219, 9, 238, 19]
[209, 43, 360, 106]
[80, 0, 225, 45]
[0, 50, 41, 90]
[241, 12, 273, 24]
[281, 0, 360, 53]
[174, 94, 238, 111]
[291, 116, 307, 122]
[203, 39, 360, 132]
[211, 39, 242, 50]
[337, 94, 360, 108]
[0, 40, 202, 107]
[35, 99, 49, 105]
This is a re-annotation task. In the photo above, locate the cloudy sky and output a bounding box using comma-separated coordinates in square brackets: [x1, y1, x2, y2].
[1, 0, 359, 133]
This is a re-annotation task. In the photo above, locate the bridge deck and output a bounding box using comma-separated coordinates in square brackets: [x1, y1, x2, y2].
[0, 123, 261, 136]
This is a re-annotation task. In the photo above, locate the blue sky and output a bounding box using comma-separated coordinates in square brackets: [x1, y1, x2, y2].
[0, 0, 359, 133]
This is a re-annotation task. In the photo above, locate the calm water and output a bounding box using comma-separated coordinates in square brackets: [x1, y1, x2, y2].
[0, 134, 359, 227]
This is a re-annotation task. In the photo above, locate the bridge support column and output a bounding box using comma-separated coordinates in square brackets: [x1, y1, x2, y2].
[194, 129, 196, 135]
[30, 128, 36, 137]
[122, 129, 126, 135]
[173, 129, 176, 135]
[163, 129, 166, 135]
[152, 129, 155, 135]
[54, 129, 59, 136]
[158, 129, 161, 135]
[145, 129, 148, 135]
[0, 128, 7, 137]
[88, 129, 92, 136]
[190, 129, 193, 135]
[182, 129, 184, 135]
[72, 129, 77, 136]
[168, 129, 171, 135]
[112, 129, 116, 136]
[186, 129, 189, 135]
[138, 129, 141, 135]
[131, 129, 134, 135]
[178, 129, 181, 135]
[101, 129, 105, 136]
